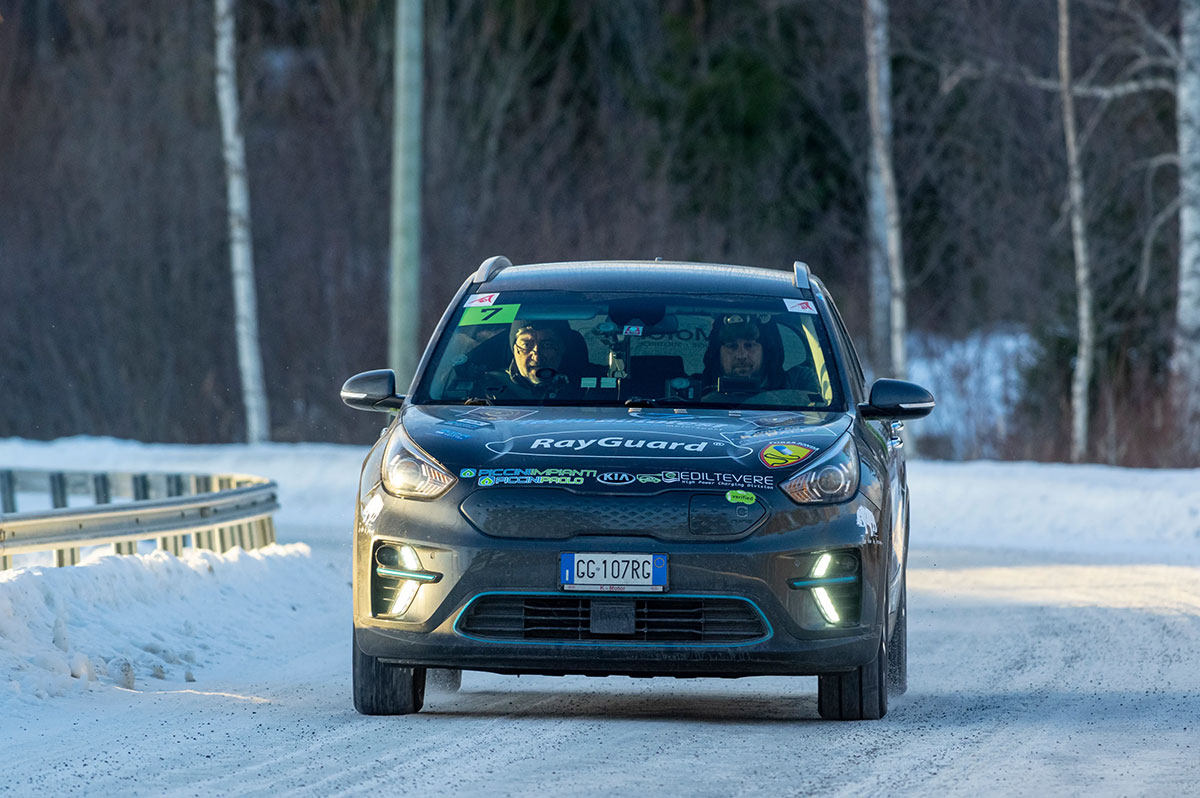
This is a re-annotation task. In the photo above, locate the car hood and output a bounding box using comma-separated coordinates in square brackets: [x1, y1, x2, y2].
[402, 405, 852, 494]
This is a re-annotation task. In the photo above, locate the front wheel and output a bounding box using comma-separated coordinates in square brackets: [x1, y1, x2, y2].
[817, 635, 888, 720]
[352, 629, 426, 715]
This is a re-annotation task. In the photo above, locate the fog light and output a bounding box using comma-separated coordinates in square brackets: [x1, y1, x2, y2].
[372, 544, 442, 618]
[787, 550, 861, 626]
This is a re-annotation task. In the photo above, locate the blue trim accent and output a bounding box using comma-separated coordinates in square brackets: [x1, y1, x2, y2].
[376, 566, 440, 582]
[453, 591, 774, 648]
[787, 576, 858, 589]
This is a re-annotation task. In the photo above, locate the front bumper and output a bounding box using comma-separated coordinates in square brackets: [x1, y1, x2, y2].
[353, 484, 889, 678]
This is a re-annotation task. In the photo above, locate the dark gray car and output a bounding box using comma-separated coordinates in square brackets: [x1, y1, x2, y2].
[342, 257, 934, 720]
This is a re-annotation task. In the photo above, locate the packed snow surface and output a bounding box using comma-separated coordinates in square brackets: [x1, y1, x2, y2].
[1, 436, 1198, 796]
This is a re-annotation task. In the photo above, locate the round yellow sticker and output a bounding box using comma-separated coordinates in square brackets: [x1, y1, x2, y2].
[759, 443, 816, 468]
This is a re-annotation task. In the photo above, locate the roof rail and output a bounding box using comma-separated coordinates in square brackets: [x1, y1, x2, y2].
[792, 260, 811, 290]
[473, 255, 513, 284]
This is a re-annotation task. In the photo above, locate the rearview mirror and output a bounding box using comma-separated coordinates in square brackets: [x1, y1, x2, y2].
[858, 379, 935, 420]
[341, 370, 405, 412]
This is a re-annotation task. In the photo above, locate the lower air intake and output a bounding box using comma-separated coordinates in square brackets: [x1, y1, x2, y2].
[458, 595, 768, 644]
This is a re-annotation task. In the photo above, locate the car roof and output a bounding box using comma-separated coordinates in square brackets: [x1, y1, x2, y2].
[476, 260, 810, 296]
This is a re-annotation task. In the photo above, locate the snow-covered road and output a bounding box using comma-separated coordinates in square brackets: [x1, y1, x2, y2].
[2, 438, 1198, 796]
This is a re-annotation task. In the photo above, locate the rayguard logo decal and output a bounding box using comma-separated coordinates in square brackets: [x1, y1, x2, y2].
[486, 431, 751, 459]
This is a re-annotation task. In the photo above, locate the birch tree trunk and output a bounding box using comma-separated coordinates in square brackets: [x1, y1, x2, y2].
[1173, 0, 1200, 460]
[214, 0, 270, 443]
[389, 0, 423, 390]
[863, 0, 907, 381]
[1058, 0, 1094, 463]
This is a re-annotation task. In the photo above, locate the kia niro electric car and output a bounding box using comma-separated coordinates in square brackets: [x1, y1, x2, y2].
[342, 257, 933, 720]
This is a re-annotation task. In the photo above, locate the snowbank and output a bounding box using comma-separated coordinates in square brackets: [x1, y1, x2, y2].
[0, 544, 326, 701]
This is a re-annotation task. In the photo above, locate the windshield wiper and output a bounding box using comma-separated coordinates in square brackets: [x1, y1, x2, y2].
[462, 396, 494, 405]
[623, 396, 701, 408]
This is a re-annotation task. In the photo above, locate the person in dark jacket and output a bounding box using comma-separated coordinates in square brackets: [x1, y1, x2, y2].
[701, 314, 820, 398]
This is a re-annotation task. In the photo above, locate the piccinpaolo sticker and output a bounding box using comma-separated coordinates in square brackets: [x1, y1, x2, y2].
[759, 443, 816, 468]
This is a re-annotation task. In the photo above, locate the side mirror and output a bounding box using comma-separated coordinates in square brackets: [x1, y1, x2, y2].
[858, 378, 935, 420]
[341, 370, 406, 412]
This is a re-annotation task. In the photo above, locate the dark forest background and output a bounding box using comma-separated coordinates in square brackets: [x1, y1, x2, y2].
[0, 1, 1187, 463]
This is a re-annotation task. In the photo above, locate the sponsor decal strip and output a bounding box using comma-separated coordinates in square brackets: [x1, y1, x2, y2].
[464, 467, 775, 490]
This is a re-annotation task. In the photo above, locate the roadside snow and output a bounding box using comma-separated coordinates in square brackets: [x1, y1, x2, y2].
[0, 544, 325, 701]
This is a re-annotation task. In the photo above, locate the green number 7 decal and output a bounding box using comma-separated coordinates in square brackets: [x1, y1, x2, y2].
[459, 303, 520, 326]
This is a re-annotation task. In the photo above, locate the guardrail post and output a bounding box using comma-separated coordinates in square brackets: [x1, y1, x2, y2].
[96, 474, 133, 556]
[217, 477, 233, 551]
[191, 476, 213, 550]
[50, 473, 80, 567]
[132, 474, 150, 501]
[50, 472, 68, 508]
[1, 469, 15, 512]
[0, 469, 12, 569]
[161, 474, 185, 555]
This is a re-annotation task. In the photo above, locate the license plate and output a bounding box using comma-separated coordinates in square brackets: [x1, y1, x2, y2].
[559, 552, 668, 592]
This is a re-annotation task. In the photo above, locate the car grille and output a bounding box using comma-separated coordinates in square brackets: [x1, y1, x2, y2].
[460, 488, 766, 541]
[457, 595, 768, 644]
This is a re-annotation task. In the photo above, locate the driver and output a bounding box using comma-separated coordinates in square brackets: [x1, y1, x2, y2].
[486, 318, 575, 399]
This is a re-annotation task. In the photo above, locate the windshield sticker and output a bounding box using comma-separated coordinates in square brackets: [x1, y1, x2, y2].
[725, 490, 756, 505]
[784, 298, 818, 314]
[465, 293, 500, 307]
[459, 303, 520, 326]
[580, 377, 598, 388]
[485, 432, 751, 459]
[759, 443, 817, 468]
[600, 377, 617, 389]
[622, 324, 644, 336]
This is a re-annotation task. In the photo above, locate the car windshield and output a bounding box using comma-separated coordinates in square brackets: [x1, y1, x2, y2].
[413, 290, 843, 410]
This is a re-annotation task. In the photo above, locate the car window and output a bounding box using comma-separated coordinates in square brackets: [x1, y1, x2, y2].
[821, 292, 865, 402]
[414, 290, 845, 411]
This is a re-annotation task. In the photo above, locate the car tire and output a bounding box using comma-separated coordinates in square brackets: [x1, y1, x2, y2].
[352, 629, 426, 715]
[887, 573, 908, 696]
[817, 633, 888, 720]
[427, 668, 463, 693]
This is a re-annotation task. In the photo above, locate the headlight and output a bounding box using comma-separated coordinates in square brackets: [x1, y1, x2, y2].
[381, 423, 456, 499]
[780, 432, 860, 504]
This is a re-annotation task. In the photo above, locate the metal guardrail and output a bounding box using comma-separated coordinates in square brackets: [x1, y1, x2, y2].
[0, 468, 279, 571]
